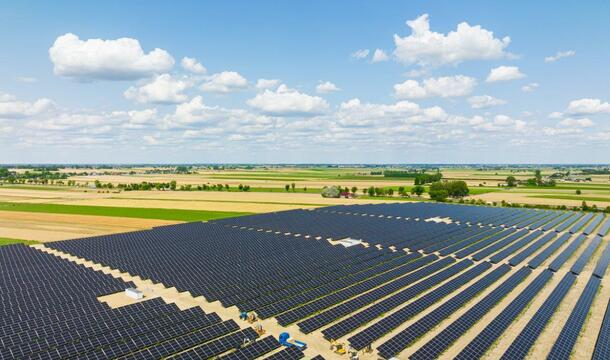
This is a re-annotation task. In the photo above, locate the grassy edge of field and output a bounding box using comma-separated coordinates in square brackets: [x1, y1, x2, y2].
[0, 237, 40, 247]
[528, 194, 610, 203]
[0, 202, 252, 222]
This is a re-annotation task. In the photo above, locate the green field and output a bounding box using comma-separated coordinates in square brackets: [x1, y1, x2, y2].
[0, 237, 40, 247]
[0, 202, 251, 222]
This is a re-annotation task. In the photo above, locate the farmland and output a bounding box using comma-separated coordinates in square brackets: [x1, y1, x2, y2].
[2, 165, 610, 243]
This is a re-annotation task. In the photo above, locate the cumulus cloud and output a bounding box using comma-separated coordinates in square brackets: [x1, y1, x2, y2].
[49, 33, 174, 80]
[256, 78, 281, 90]
[371, 49, 389, 63]
[566, 98, 610, 115]
[558, 118, 594, 127]
[316, 81, 340, 94]
[26, 113, 106, 131]
[180, 57, 206, 74]
[521, 82, 539, 92]
[394, 75, 476, 99]
[474, 114, 526, 132]
[0, 93, 54, 119]
[247, 84, 329, 116]
[545, 50, 575, 63]
[467, 95, 507, 109]
[124, 74, 192, 104]
[350, 49, 370, 59]
[393, 14, 510, 67]
[336, 98, 420, 127]
[486, 66, 526, 82]
[200, 71, 248, 93]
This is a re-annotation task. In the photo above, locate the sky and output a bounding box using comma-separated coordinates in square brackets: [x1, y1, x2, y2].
[1, 0, 609, 164]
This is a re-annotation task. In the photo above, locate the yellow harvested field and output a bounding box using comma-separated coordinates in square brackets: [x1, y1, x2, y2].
[472, 191, 610, 208]
[0, 211, 177, 242]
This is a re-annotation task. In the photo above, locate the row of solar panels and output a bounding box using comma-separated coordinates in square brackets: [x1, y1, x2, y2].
[0, 245, 308, 360]
[40, 203, 609, 359]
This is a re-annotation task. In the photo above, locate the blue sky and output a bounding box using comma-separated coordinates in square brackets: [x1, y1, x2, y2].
[1, 0, 609, 164]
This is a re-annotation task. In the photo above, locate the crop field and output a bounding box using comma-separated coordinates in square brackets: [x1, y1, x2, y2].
[1, 166, 610, 243]
[2, 202, 609, 359]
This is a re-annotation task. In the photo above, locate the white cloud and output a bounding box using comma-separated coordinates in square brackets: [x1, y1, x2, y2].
[542, 127, 583, 136]
[394, 75, 476, 99]
[49, 33, 174, 80]
[544, 50, 575, 63]
[316, 81, 340, 94]
[548, 111, 563, 119]
[26, 113, 106, 131]
[521, 82, 539, 92]
[336, 98, 420, 127]
[247, 84, 329, 115]
[228, 134, 247, 141]
[467, 95, 507, 109]
[143, 134, 159, 145]
[371, 49, 389, 63]
[558, 118, 594, 127]
[474, 114, 527, 132]
[200, 71, 248, 93]
[566, 98, 610, 115]
[124, 74, 192, 104]
[486, 66, 525, 82]
[393, 14, 510, 67]
[256, 78, 281, 90]
[350, 49, 370, 59]
[180, 57, 206, 74]
[17, 77, 38, 83]
[0, 94, 54, 119]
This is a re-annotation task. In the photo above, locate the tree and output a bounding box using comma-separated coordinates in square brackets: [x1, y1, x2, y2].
[411, 185, 425, 196]
[321, 185, 340, 198]
[387, 188, 394, 196]
[582, 201, 589, 211]
[291, 183, 296, 191]
[535, 169, 542, 185]
[506, 176, 517, 187]
[367, 186, 375, 196]
[446, 180, 469, 197]
[303, 186, 307, 192]
[351, 186, 357, 194]
[285, 184, 290, 191]
[398, 186, 405, 196]
[428, 182, 448, 202]
[169, 180, 177, 191]
[576, 189, 582, 195]
[238, 184, 243, 190]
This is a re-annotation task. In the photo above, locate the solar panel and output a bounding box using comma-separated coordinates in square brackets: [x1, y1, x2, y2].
[220, 336, 280, 360]
[327, 260, 478, 344]
[455, 269, 553, 360]
[528, 232, 572, 269]
[548, 276, 601, 360]
[593, 241, 610, 278]
[584, 214, 605, 235]
[410, 267, 532, 360]
[376, 263, 510, 359]
[593, 300, 610, 360]
[549, 234, 587, 272]
[508, 232, 557, 266]
[262, 347, 304, 360]
[501, 272, 576, 359]
[571, 236, 602, 275]
[598, 217, 610, 236]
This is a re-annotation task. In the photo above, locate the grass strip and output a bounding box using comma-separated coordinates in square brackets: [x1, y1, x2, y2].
[0, 202, 251, 222]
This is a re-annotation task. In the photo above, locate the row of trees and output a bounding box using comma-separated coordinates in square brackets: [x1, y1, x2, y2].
[428, 181, 469, 201]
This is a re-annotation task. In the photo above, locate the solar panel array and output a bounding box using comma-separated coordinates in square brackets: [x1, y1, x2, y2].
[593, 300, 610, 360]
[15, 202, 604, 360]
[0, 244, 261, 360]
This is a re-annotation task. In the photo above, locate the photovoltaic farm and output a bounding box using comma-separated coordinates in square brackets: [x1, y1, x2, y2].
[2, 202, 610, 359]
